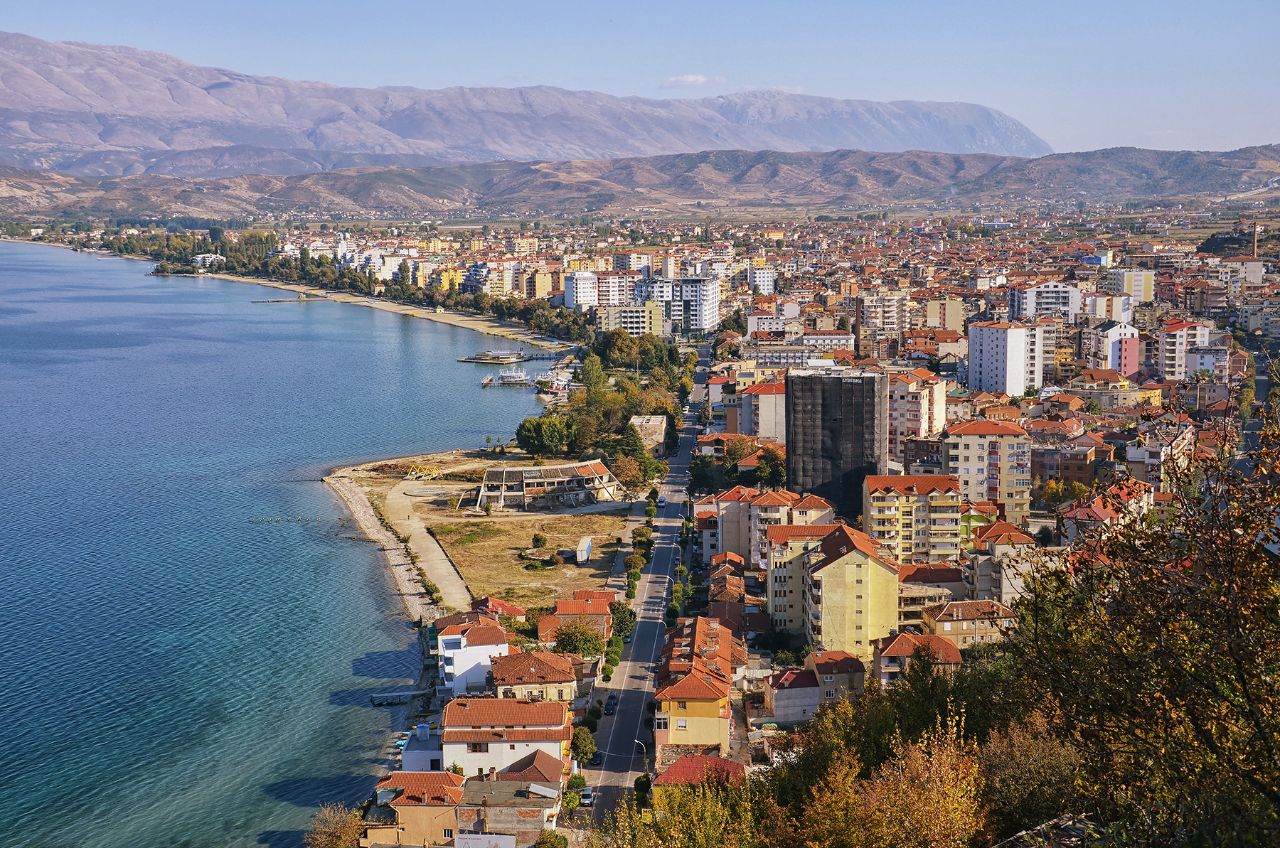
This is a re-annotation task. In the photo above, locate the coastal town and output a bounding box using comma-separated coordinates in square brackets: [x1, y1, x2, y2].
[12, 204, 1280, 848]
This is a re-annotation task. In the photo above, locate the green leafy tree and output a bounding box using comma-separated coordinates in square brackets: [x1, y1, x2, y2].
[572, 725, 598, 762]
[755, 446, 786, 488]
[609, 600, 637, 639]
[554, 621, 605, 656]
[580, 353, 608, 392]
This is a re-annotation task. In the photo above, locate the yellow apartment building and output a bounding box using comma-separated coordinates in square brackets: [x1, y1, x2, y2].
[803, 525, 901, 659]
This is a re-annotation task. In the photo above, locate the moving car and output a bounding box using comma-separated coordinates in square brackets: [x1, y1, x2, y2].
[657, 495, 667, 507]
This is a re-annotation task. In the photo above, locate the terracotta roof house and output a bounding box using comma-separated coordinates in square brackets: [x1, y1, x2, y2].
[872, 632, 962, 686]
[361, 771, 465, 848]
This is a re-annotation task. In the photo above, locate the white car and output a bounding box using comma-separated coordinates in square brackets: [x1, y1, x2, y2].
[579, 786, 594, 807]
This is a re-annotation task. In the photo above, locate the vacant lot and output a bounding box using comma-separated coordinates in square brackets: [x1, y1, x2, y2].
[428, 511, 629, 608]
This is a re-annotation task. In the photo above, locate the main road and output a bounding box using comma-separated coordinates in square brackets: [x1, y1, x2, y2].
[585, 366, 705, 818]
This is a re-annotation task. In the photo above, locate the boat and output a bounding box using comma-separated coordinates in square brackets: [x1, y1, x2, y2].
[458, 349, 527, 364]
[495, 367, 532, 387]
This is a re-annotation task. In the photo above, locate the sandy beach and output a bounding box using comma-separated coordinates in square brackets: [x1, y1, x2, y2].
[201, 271, 571, 351]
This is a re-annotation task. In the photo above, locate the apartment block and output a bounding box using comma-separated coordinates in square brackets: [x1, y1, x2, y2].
[966, 321, 1045, 397]
[598, 300, 666, 337]
[1008, 280, 1082, 322]
[942, 420, 1032, 526]
[1107, 268, 1156, 303]
[862, 475, 963, 563]
[885, 367, 947, 463]
[803, 525, 901, 659]
[766, 523, 841, 634]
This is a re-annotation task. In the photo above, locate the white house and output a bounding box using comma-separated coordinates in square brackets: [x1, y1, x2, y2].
[440, 698, 571, 778]
[435, 614, 510, 697]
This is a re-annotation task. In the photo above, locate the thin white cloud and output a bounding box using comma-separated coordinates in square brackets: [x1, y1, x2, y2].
[661, 73, 724, 89]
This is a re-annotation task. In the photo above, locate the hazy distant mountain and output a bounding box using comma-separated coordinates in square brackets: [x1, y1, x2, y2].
[3, 145, 1278, 220]
[0, 31, 1052, 177]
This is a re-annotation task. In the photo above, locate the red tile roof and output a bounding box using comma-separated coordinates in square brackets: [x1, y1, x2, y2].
[375, 771, 465, 806]
[766, 523, 841, 545]
[443, 698, 569, 728]
[876, 631, 962, 664]
[865, 474, 961, 496]
[653, 754, 746, 786]
[946, 420, 1028, 437]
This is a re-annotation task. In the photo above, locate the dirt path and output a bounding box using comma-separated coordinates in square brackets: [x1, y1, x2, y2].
[382, 478, 474, 610]
[325, 472, 457, 619]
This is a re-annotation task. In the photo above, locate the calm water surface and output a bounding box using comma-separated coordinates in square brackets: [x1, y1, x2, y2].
[0, 242, 540, 848]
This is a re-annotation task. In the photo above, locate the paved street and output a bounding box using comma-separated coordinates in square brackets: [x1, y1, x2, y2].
[583, 358, 706, 819]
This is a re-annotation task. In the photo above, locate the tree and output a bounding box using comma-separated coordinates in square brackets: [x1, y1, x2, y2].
[609, 600, 637, 639]
[1010, 385, 1280, 844]
[554, 621, 605, 656]
[534, 830, 569, 848]
[572, 725, 598, 762]
[303, 803, 363, 848]
[396, 258, 413, 286]
[755, 447, 786, 488]
[800, 722, 983, 848]
[516, 416, 568, 456]
[580, 353, 608, 392]
[610, 455, 644, 490]
[532, 532, 548, 549]
[978, 712, 1080, 840]
[618, 423, 649, 463]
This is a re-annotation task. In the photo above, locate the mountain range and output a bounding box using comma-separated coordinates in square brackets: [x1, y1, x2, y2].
[0, 31, 1052, 177]
[2, 145, 1278, 220]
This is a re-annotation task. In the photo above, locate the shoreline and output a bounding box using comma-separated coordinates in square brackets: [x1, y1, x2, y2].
[198, 271, 571, 351]
[2, 237, 572, 352]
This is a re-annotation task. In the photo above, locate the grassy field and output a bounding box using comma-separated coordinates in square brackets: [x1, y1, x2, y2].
[428, 510, 629, 608]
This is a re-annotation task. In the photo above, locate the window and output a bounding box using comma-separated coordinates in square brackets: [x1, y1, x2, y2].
[509, 744, 516, 750]
[825, 689, 835, 699]
[467, 743, 490, 753]
[655, 717, 668, 730]
[444, 830, 453, 839]
[677, 701, 687, 710]
[677, 719, 688, 729]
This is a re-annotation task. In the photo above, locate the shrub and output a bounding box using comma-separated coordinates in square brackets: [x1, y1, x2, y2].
[626, 584, 636, 600]
[567, 773, 587, 791]
[532, 532, 548, 548]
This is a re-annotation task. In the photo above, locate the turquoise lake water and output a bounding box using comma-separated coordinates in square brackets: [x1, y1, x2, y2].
[0, 242, 540, 847]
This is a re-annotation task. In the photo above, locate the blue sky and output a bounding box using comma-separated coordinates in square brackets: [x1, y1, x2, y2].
[8, 0, 1277, 153]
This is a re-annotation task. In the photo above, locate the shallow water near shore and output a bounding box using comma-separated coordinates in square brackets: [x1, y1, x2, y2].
[0, 242, 540, 848]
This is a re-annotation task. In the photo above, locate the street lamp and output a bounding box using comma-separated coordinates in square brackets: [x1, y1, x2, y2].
[634, 739, 648, 772]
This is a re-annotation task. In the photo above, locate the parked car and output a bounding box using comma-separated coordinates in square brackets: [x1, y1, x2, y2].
[590, 750, 604, 767]
[657, 495, 667, 507]
[579, 786, 594, 807]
